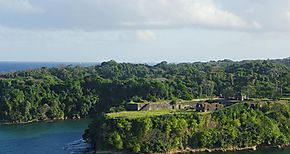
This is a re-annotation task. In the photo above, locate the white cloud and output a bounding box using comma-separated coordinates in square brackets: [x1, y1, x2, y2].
[0, 0, 42, 14]
[120, 0, 248, 29]
[252, 22, 263, 29]
[170, 0, 247, 28]
[0, 0, 252, 31]
[136, 30, 157, 41]
[0, 25, 131, 42]
[286, 11, 290, 20]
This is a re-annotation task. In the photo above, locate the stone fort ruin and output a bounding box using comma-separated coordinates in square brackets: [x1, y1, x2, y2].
[126, 99, 227, 112]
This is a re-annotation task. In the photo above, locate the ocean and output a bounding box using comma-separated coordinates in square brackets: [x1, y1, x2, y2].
[0, 119, 92, 154]
[0, 61, 97, 72]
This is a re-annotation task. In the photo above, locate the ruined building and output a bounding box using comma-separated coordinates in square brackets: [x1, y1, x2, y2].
[196, 102, 224, 112]
[126, 101, 197, 111]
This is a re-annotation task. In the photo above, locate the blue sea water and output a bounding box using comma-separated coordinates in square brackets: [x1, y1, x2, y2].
[0, 61, 97, 72]
[0, 119, 92, 154]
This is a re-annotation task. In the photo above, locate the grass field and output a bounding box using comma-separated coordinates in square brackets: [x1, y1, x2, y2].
[105, 109, 194, 119]
[107, 100, 290, 119]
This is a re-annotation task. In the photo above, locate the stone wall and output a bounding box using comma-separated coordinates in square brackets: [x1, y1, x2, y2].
[196, 102, 224, 112]
[126, 103, 147, 111]
[176, 102, 198, 110]
[147, 103, 172, 111]
[126, 101, 198, 111]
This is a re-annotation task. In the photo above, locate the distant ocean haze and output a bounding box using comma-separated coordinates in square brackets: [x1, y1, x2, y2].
[0, 62, 97, 72]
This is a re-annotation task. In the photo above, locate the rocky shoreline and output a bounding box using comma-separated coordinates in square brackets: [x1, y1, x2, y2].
[0, 119, 42, 125]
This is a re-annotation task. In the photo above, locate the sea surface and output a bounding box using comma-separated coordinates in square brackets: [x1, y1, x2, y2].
[0, 61, 97, 72]
[0, 119, 92, 154]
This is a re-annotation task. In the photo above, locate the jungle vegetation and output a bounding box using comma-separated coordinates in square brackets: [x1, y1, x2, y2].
[83, 102, 290, 153]
[0, 58, 290, 122]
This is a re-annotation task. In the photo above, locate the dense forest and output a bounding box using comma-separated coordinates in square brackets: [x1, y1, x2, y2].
[0, 58, 290, 122]
[83, 102, 290, 153]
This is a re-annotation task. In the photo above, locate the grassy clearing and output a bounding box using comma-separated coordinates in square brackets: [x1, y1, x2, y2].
[128, 100, 168, 105]
[106, 110, 174, 119]
[280, 96, 290, 101]
[107, 101, 290, 120]
[105, 109, 194, 119]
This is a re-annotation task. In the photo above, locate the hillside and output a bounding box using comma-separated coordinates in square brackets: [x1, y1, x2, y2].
[83, 101, 290, 153]
[0, 58, 290, 123]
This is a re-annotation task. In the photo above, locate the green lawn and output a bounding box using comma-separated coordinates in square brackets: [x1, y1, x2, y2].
[107, 100, 290, 119]
[105, 109, 194, 119]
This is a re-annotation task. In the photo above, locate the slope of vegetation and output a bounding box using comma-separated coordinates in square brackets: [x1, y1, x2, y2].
[0, 58, 290, 123]
[83, 102, 290, 153]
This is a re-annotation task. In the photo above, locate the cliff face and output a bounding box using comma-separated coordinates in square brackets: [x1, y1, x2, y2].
[83, 101, 290, 153]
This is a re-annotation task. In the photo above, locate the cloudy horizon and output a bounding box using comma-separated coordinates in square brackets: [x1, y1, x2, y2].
[0, 0, 290, 62]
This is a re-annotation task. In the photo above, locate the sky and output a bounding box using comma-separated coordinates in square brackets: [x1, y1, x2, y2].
[0, 0, 290, 63]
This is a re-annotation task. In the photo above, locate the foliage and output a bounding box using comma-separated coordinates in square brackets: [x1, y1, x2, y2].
[1, 59, 290, 123]
[83, 102, 290, 153]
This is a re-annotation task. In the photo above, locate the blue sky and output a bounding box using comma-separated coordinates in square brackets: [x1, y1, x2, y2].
[0, 0, 290, 62]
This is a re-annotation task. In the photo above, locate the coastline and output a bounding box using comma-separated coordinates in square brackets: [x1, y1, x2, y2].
[168, 146, 258, 153]
[0, 117, 86, 125]
[0, 118, 92, 154]
[93, 144, 290, 154]
[169, 144, 290, 154]
[0, 119, 42, 125]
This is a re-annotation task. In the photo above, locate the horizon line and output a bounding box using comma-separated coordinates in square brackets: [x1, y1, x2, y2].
[0, 57, 289, 64]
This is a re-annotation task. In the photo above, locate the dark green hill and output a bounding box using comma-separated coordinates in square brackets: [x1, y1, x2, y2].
[83, 102, 290, 153]
[0, 58, 290, 123]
